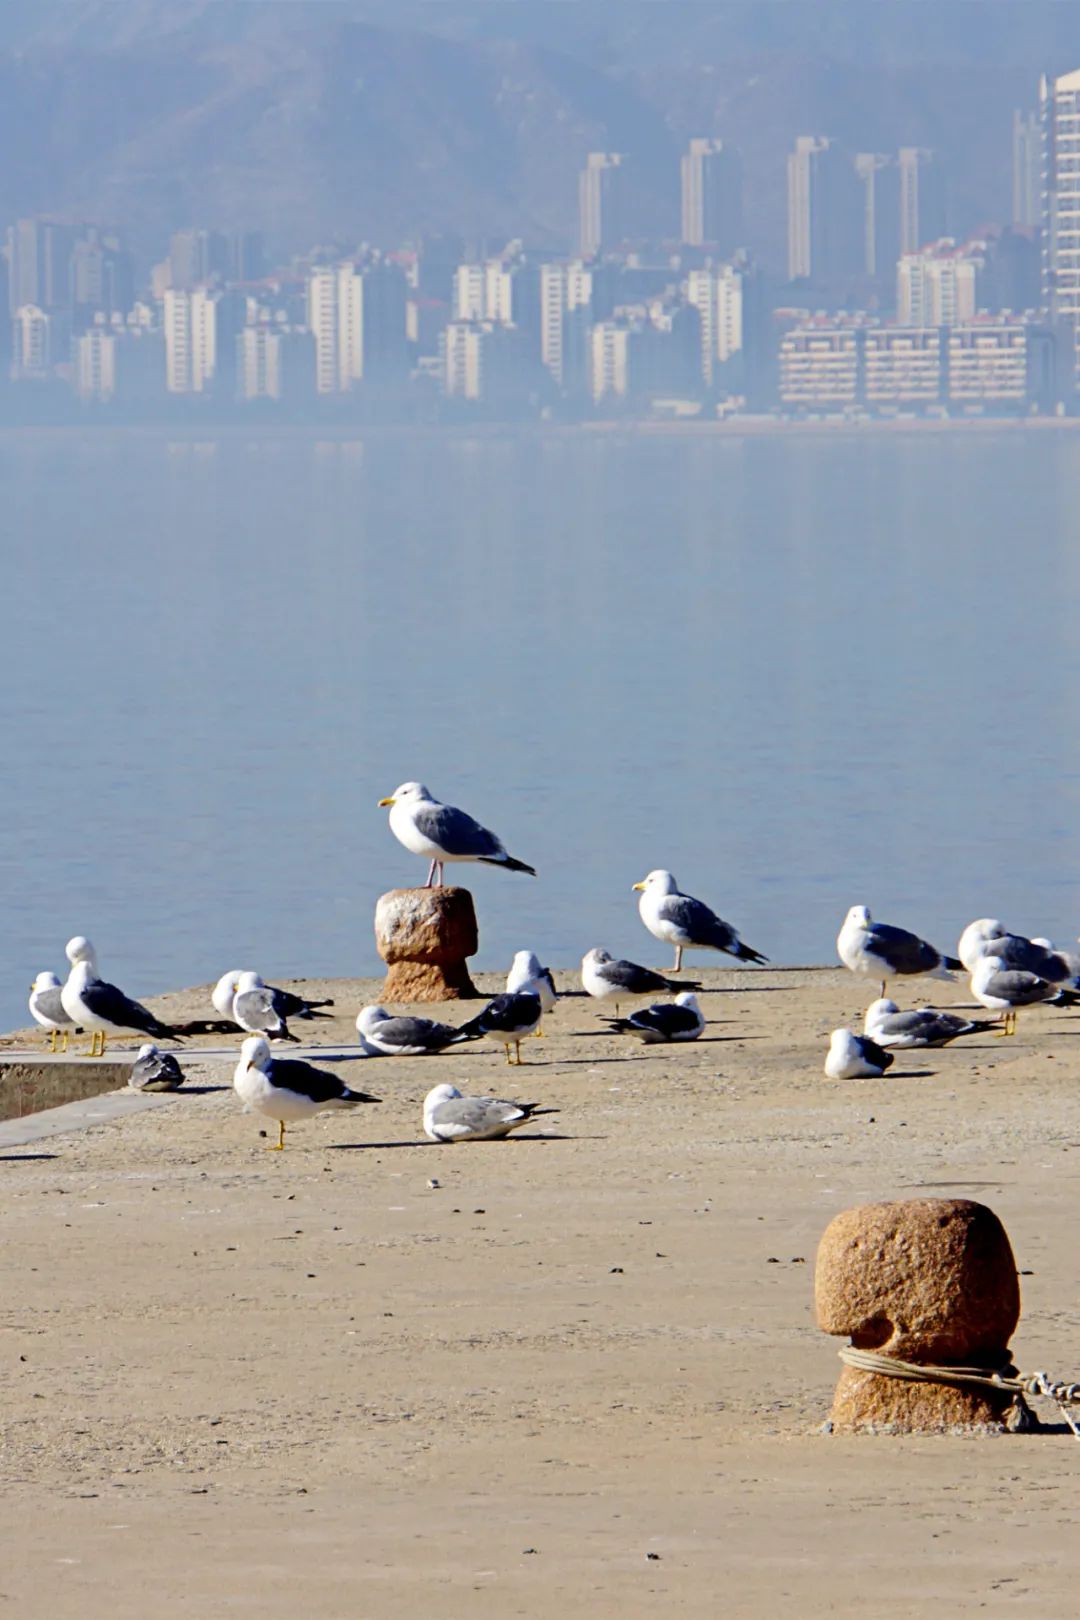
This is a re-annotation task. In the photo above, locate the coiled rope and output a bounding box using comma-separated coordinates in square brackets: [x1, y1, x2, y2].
[837, 1345, 1080, 1438]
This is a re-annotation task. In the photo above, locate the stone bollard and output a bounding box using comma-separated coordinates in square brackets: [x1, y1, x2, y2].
[815, 1198, 1022, 1433]
[374, 887, 480, 1002]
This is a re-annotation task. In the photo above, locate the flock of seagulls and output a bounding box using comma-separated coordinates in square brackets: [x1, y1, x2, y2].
[826, 908, 1080, 1076]
[22, 782, 1080, 1146]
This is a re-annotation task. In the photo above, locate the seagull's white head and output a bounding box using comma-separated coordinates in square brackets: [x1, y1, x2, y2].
[422, 1082, 461, 1123]
[65, 935, 97, 967]
[957, 918, 1008, 971]
[31, 970, 62, 992]
[582, 947, 612, 968]
[235, 971, 263, 994]
[843, 906, 872, 929]
[378, 782, 431, 807]
[865, 998, 899, 1024]
[212, 971, 244, 1016]
[511, 950, 543, 976]
[356, 1005, 391, 1036]
[827, 1028, 860, 1059]
[239, 1034, 272, 1072]
[632, 870, 677, 895]
[675, 992, 701, 1012]
[136, 1043, 158, 1060]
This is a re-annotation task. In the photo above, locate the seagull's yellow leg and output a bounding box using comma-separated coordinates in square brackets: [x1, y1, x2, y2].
[268, 1120, 286, 1151]
[86, 1031, 100, 1057]
[61, 1029, 69, 1054]
[46, 1029, 57, 1053]
[515, 1040, 525, 1064]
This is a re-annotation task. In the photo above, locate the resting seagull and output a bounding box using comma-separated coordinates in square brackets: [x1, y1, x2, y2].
[60, 936, 182, 1057]
[970, 955, 1080, 1036]
[863, 999, 994, 1049]
[581, 948, 701, 1015]
[957, 920, 1080, 984]
[29, 971, 78, 1051]
[423, 1083, 558, 1143]
[211, 971, 333, 1024]
[837, 906, 962, 998]
[233, 1035, 380, 1150]
[377, 782, 536, 887]
[230, 971, 299, 1042]
[128, 1045, 185, 1091]
[633, 870, 767, 974]
[824, 1028, 894, 1079]
[456, 991, 543, 1064]
[356, 1005, 479, 1057]
[606, 991, 704, 1044]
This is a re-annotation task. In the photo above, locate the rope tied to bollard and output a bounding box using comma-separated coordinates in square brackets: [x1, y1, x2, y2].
[837, 1345, 1080, 1438]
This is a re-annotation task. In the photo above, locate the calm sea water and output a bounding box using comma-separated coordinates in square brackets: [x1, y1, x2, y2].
[3, 425, 1080, 1031]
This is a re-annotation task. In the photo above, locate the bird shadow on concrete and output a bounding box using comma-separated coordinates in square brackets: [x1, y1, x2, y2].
[889, 1068, 937, 1079]
[0, 1151, 59, 1161]
[326, 1133, 587, 1151]
[180, 1084, 233, 1095]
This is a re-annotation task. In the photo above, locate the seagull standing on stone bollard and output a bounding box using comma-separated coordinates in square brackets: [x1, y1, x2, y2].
[377, 783, 536, 887]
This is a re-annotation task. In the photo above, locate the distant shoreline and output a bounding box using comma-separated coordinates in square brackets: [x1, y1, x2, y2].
[0, 414, 1077, 442]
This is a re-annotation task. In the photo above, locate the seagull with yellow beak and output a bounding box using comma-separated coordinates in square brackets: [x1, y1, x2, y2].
[377, 782, 536, 887]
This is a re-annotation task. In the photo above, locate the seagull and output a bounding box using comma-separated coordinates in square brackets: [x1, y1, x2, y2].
[231, 971, 299, 1042]
[969, 955, 1080, 1036]
[605, 991, 704, 1044]
[128, 1044, 185, 1091]
[60, 937, 183, 1057]
[28, 971, 78, 1051]
[455, 991, 543, 1064]
[505, 951, 557, 1012]
[957, 920, 1080, 984]
[580, 948, 701, 1015]
[377, 782, 536, 887]
[863, 998, 995, 1049]
[211, 971, 333, 1023]
[824, 1028, 894, 1079]
[355, 1004, 480, 1057]
[233, 1035, 380, 1150]
[633, 870, 767, 973]
[836, 906, 962, 998]
[423, 1082, 558, 1142]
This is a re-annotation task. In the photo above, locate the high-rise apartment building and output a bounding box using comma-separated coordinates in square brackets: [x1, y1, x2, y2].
[685, 265, 742, 386]
[680, 139, 744, 253]
[539, 261, 593, 388]
[1042, 69, 1080, 375]
[163, 287, 219, 392]
[590, 319, 635, 402]
[307, 261, 409, 393]
[579, 153, 626, 258]
[168, 230, 229, 292]
[7, 219, 79, 315]
[897, 240, 982, 326]
[73, 326, 117, 402]
[1012, 110, 1042, 230]
[11, 305, 54, 377]
[787, 137, 861, 282]
[855, 154, 901, 279]
[898, 148, 946, 254]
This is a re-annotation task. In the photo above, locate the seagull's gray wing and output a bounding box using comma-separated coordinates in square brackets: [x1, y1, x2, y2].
[412, 804, 505, 860]
[982, 969, 1052, 1006]
[866, 923, 945, 974]
[604, 959, 675, 994]
[658, 894, 737, 949]
[235, 987, 284, 1032]
[80, 978, 176, 1039]
[130, 1050, 184, 1091]
[431, 1096, 526, 1137]
[377, 1016, 459, 1049]
[35, 987, 72, 1025]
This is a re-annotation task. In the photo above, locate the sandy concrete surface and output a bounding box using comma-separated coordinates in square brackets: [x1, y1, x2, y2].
[3, 966, 1080, 1618]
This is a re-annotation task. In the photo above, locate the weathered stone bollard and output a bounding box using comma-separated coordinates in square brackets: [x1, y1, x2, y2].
[816, 1198, 1022, 1433]
[374, 887, 480, 1002]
